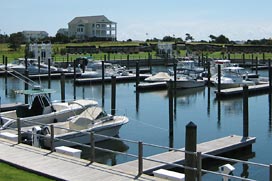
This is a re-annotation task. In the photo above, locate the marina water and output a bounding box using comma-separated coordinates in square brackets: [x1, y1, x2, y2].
[0, 67, 271, 180]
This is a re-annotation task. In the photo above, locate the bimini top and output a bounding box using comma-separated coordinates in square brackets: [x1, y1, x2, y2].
[15, 86, 56, 95]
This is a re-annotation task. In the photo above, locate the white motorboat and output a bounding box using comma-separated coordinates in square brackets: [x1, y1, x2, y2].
[80, 61, 129, 78]
[26, 106, 129, 148]
[176, 60, 204, 74]
[213, 66, 255, 89]
[0, 86, 98, 129]
[171, 75, 205, 89]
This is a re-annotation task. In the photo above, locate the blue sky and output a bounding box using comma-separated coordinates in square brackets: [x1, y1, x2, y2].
[1, 0, 272, 41]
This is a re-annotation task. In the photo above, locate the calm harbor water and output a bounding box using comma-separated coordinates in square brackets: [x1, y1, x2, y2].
[0, 67, 271, 180]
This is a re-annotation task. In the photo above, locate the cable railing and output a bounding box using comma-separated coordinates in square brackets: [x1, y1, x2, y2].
[0, 118, 271, 181]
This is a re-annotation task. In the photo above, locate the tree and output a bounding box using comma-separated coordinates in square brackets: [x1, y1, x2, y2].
[8, 32, 24, 51]
[185, 33, 194, 42]
[209, 35, 217, 42]
[209, 34, 230, 44]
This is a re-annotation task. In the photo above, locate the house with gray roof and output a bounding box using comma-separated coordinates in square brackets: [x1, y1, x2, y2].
[68, 15, 117, 41]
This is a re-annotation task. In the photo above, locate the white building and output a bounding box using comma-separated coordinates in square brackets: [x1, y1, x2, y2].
[68, 15, 117, 41]
[29, 43, 52, 64]
[157, 42, 173, 57]
[57, 28, 69, 36]
[22, 31, 49, 43]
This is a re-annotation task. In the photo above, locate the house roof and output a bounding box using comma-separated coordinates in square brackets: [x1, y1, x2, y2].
[68, 15, 116, 25]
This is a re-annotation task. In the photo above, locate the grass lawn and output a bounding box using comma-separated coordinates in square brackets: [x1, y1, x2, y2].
[0, 162, 53, 181]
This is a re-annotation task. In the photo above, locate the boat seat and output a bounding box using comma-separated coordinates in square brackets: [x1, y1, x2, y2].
[16, 105, 31, 118]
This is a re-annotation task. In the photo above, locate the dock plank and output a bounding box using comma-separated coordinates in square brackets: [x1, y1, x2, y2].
[114, 135, 256, 173]
[0, 138, 163, 181]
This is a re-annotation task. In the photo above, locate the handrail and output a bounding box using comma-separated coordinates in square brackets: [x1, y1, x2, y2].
[0, 119, 270, 181]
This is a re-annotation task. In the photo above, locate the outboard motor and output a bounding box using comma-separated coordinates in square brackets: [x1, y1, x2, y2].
[32, 126, 42, 147]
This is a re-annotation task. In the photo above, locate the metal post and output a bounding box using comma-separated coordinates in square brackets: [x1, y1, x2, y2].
[17, 118, 21, 144]
[243, 85, 249, 138]
[197, 152, 202, 181]
[50, 124, 54, 152]
[90, 132, 95, 163]
[185, 122, 197, 181]
[111, 76, 116, 115]
[138, 141, 143, 176]
[60, 72, 65, 103]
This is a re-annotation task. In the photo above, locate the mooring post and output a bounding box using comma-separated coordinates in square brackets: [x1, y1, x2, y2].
[50, 124, 54, 152]
[111, 76, 116, 115]
[48, 58, 51, 90]
[17, 118, 21, 144]
[127, 54, 130, 69]
[168, 80, 174, 140]
[207, 60, 211, 86]
[263, 53, 265, 63]
[269, 164, 272, 181]
[173, 63, 177, 90]
[24, 56, 28, 70]
[138, 141, 143, 176]
[37, 56, 41, 74]
[66, 53, 69, 66]
[60, 72, 65, 103]
[2, 55, 4, 64]
[217, 64, 221, 98]
[255, 56, 258, 75]
[251, 53, 254, 67]
[24, 70, 29, 104]
[243, 85, 249, 138]
[73, 59, 76, 100]
[90, 131, 95, 163]
[185, 121, 197, 181]
[196, 152, 202, 181]
[102, 60, 105, 85]
[148, 52, 152, 73]
[242, 53, 245, 66]
[4, 57, 7, 96]
[269, 59, 272, 93]
[136, 61, 140, 89]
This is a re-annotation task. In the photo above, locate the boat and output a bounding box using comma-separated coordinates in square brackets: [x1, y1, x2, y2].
[213, 66, 255, 89]
[80, 61, 129, 78]
[23, 106, 129, 148]
[171, 75, 206, 89]
[176, 60, 204, 74]
[0, 86, 98, 129]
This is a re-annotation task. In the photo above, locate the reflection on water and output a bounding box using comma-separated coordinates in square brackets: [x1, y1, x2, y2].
[214, 98, 243, 116]
[74, 138, 129, 166]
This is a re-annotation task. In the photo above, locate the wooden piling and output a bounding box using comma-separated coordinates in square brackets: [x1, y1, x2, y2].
[48, 58, 51, 90]
[50, 124, 54, 152]
[242, 53, 245, 66]
[148, 53, 152, 73]
[138, 141, 143, 176]
[269, 59, 272, 93]
[4, 57, 7, 96]
[38, 56, 41, 74]
[255, 56, 258, 75]
[185, 121, 197, 181]
[168, 80, 174, 141]
[207, 60, 211, 85]
[90, 132, 95, 163]
[217, 64, 221, 97]
[243, 85, 249, 138]
[60, 72, 65, 103]
[24, 70, 29, 104]
[102, 60, 105, 85]
[136, 61, 140, 89]
[2, 55, 4, 64]
[111, 76, 116, 115]
[73, 59, 76, 100]
[127, 54, 130, 69]
[17, 118, 21, 144]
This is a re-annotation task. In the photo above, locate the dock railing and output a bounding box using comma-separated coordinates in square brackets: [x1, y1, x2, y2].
[0, 118, 271, 181]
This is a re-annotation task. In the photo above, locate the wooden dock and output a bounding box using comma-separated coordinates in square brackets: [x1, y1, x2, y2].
[215, 84, 270, 98]
[0, 138, 163, 181]
[114, 135, 256, 174]
[75, 74, 151, 85]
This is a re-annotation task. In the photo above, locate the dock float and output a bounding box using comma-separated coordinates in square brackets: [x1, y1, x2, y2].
[114, 135, 256, 174]
[29, 72, 81, 79]
[215, 84, 270, 98]
[75, 74, 151, 85]
[0, 138, 162, 181]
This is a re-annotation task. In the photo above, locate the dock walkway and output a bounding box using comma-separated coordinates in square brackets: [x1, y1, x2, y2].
[114, 135, 256, 174]
[0, 138, 162, 181]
